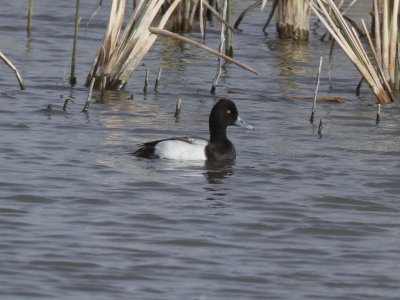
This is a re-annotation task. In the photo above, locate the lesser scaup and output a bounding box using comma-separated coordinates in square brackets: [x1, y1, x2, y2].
[134, 98, 254, 161]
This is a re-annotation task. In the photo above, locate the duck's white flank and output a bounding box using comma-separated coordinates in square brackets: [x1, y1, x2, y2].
[154, 138, 208, 161]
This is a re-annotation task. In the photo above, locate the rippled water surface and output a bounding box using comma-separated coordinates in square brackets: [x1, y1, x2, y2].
[1, 1, 400, 299]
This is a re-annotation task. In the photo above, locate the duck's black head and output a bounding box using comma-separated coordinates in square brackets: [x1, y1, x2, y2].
[209, 98, 238, 136]
[209, 99, 253, 141]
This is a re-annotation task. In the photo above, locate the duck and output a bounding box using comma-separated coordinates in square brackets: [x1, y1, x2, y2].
[134, 98, 254, 161]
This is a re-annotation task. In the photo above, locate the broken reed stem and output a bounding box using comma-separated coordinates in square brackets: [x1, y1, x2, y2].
[82, 77, 95, 112]
[318, 119, 323, 136]
[63, 98, 69, 111]
[310, 56, 323, 124]
[376, 104, 381, 124]
[211, 0, 227, 94]
[356, 77, 364, 96]
[87, 0, 103, 27]
[202, 0, 235, 31]
[70, 0, 80, 85]
[182, 0, 191, 32]
[27, 0, 33, 34]
[234, 0, 262, 30]
[100, 75, 107, 103]
[143, 69, 149, 93]
[0, 51, 25, 90]
[148, 27, 259, 75]
[154, 66, 162, 92]
[174, 98, 182, 118]
[328, 40, 335, 89]
[263, 0, 278, 32]
[200, 0, 205, 42]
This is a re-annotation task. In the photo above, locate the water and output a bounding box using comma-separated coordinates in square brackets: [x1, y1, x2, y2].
[1, 1, 400, 299]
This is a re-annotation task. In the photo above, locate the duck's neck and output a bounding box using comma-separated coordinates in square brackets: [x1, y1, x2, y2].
[209, 122, 228, 143]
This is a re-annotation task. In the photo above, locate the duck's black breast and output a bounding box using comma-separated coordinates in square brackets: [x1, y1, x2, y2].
[205, 139, 236, 161]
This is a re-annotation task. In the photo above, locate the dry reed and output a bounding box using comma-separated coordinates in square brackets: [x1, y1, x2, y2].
[308, 0, 393, 104]
[87, 0, 183, 90]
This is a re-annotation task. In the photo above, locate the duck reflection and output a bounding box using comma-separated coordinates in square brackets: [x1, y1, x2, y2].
[204, 161, 234, 184]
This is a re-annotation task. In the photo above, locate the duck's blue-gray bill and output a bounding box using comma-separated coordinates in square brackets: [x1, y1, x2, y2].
[235, 116, 254, 130]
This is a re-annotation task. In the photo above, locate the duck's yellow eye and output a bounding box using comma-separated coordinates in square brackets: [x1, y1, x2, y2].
[226, 109, 231, 115]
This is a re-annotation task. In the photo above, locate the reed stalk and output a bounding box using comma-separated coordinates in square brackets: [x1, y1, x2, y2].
[234, 0, 309, 40]
[225, 0, 233, 57]
[202, 0, 235, 31]
[200, 0, 206, 41]
[154, 66, 162, 91]
[318, 119, 322, 136]
[182, 0, 191, 32]
[276, 0, 310, 40]
[368, 0, 400, 89]
[263, 0, 278, 32]
[308, 0, 393, 104]
[376, 103, 381, 123]
[143, 69, 149, 93]
[310, 56, 323, 124]
[211, 0, 227, 93]
[88, 0, 258, 91]
[0, 51, 25, 90]
[70, 0, 80, 85]
[87, 0, 103, 27]
[27, 0, 33, 34]
[63, 98, 69, 111]
[82, 77, 96, 112]
[234, 0, 262, 30]
[175, 98, 182, 118]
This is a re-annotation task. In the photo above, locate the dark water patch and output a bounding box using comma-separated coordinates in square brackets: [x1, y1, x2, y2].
[157, 238, 242, 248]
[0, 219, 31, 229]
[365, 181, 400, 189]
[7, 194, 57, 204]
[0, 208, 28, 214]
[73, 198, 113, 205]
[130, 214, 180, 224]
[292, 226, 373, 237]
[29, 260, 99, 270]
[0, 290, 53, 298]
[312, 196, 393, 212]
[200, 272, 270, 284]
